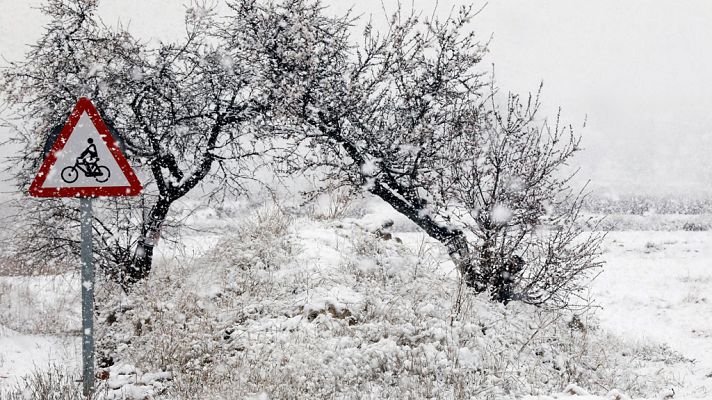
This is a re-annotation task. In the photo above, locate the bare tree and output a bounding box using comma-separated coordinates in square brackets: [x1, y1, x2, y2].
[1, 0, 274, 288]
[442, 90, 604, 306]
[261, 2, 602, 306]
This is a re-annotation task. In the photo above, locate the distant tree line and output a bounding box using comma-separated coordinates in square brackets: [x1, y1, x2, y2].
[583, 193, 712, 215]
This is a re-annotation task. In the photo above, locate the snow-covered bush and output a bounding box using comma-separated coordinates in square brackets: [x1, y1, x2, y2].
[1, 365, 100, 400]
[94, 210, 685, 399]
[94, 207, 297, 389]
[308, 189, 368, 222]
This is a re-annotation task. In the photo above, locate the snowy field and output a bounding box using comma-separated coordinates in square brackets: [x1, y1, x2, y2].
[593, 231, 712, 398]
[1, 200, 712, 399]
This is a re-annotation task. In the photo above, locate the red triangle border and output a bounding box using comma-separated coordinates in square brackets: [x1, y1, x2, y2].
[28, 97, 143, 198]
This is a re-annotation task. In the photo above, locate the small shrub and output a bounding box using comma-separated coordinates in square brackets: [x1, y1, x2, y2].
[1, 365, 104, 400]
[682, 222, 708, 231]
[0, 274, 79, 335]
[310, 189, 365, 221]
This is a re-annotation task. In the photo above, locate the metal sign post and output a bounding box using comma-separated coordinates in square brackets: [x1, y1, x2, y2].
[80, 197, 94, 397]
[28, 97, 143, 398]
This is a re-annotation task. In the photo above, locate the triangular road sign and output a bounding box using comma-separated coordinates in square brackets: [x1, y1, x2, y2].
[29, 97, 142, 197]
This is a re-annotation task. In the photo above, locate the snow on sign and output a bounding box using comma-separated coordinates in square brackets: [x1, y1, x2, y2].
[29, 97, 142, 197]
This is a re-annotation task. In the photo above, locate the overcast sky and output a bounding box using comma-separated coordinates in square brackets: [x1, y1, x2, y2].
[2, 0, 711, 196]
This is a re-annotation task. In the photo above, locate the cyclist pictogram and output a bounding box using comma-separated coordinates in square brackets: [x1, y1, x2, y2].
[60, 138, 111, 183]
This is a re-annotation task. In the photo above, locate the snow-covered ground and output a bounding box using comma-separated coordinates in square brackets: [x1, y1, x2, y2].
[0, 326, 79, 388]
[2, 201, 712, 398]
[592, 231, 712, 398]
[0, 274, 81, 388]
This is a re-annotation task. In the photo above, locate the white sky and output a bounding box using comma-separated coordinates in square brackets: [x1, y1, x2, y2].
[2, 0, 712, 195]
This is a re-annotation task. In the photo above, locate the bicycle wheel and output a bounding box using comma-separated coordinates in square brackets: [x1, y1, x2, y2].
[61, 166, 78, 183]
[95, 166, 111, 183]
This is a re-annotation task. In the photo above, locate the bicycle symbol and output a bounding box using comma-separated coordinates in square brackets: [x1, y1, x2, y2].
[60, 139, 111, 183]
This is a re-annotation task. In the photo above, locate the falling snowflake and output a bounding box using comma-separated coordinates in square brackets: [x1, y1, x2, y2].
[220, 55, 234, 70]
[507, 176, 525, 192]
[361, 157, 380, 177]
[130, 67, 144, 81]
[491, 203, 513, 224]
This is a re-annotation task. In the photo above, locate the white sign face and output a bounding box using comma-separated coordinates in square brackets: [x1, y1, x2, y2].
[41, 112, 130, 188]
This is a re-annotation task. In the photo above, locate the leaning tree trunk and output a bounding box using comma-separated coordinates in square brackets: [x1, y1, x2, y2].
[368, 179, 481, 288]
[444, 232, 482, 290]
[122, 195, 173, 289]
[313, 120, 484, 293]
[118, 147, 215, 290]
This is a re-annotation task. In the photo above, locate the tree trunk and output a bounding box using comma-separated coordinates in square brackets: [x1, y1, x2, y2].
[123, 196, 172, 289]
[308, 120, 488, 293]
[368, 180, 481, 289]
[444, 233, 483, 291]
